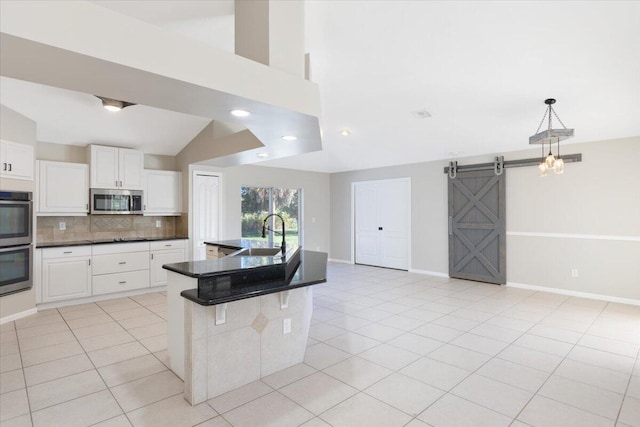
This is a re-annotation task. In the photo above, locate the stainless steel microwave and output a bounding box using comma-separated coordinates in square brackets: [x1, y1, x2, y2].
[90, 189, 143, 215]
[0, 190, 33, 247]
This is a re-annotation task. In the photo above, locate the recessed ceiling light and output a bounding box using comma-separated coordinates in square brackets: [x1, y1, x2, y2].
[230, 109, 250, 117]
[257, 153, 269, 158]
[229, 110, 251, 117]
[281, 135, 297, 141]
[340, 129, 351, 136]
[411, 109, 432, 119]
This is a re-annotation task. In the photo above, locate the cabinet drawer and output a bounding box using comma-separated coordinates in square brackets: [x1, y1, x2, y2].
[92, 242, 149, 255]
[149, 239, 186, 251]
[42, 245, 92, 259]
[92, 270, 149, 295]
[92, 252, 149, 275]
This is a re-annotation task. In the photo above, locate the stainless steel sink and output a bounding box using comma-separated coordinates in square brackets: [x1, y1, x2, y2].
[231, 247, 284, 257]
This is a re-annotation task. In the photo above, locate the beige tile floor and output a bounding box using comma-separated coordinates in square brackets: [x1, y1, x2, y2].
[1, 263, 639, 427]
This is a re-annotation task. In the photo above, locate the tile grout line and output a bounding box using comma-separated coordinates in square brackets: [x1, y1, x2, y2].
[613, 341, 640, 426]
[315, 274, 619, 426]
[508, 297, 610, 424]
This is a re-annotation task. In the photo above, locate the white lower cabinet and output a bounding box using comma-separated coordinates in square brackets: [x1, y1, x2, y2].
[92, 251, 150, 276]
[92, 270, 149, 296]
[41, 246, 92, 303]
[36, 239, 187, 305]
[92, 242, 150, 295]
[150, 240, 186, 287]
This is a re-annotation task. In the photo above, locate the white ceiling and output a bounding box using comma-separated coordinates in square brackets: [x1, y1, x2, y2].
[2, 1, 639, 171]
[0, 77, 212, 155]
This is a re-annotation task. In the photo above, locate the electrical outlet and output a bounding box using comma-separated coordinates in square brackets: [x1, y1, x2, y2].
[58, 221, 66, 231]
[571, 269, 579, 278]
[283, 318, 291, 334]
[155, 220, 161, 228]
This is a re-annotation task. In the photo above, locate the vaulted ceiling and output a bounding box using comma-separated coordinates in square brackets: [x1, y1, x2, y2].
[2, 1, 639, 173]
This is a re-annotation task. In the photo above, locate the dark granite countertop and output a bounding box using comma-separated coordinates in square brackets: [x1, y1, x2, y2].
[203, 239, 276, 250]
[36, 237, 188, 249]
[163, 242, 299, 279]
[180, 250, 328, 306]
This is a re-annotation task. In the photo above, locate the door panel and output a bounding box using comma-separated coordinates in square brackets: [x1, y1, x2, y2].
[193, 174, 219, 261]
[355, 179, 409, 270]
[379, 180, 409, 269]
[448, 170, 506, 284]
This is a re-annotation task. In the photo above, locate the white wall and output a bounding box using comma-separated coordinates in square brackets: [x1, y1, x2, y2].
[330, 137, 640, 301]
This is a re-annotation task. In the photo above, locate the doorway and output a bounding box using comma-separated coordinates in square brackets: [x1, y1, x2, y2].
[192, 172, 221, 261]
[353, 178, 410, 270]
[240, 186, 302, 248]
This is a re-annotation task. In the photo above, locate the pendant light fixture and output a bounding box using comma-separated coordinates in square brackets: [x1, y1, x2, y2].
[530, 98, 573, 176]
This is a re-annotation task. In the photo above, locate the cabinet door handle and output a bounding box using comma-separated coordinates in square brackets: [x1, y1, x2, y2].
[64, 251, 72, 254]
[119, 180, 122, 187]
[86, 204, 89, 210]
[118, 261, 127, 265]
[88, 259, 91, 266]
[115, 180, 118, 187]
[151, 254, 154, 260]
[378, 227, 383, 231]
[143, 205, 146, 210]
[164, 244, 172, 247]
[2, 163, 6, 171]
[8, 163, 12, 172]
[118, 281, 127, 284]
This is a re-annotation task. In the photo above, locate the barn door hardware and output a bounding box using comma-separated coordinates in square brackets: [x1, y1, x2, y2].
[494, 156, 504, 176]
[443, 153, 581, 175]
[448, 161, 458, 179]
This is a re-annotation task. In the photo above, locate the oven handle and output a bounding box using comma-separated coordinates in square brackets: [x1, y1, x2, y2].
[0, 244, 33, 253]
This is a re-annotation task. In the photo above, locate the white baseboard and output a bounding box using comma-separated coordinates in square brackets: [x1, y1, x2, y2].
[37, 286, 167, 311]
[409, 268, 450, 278]
[328, 258, 354, 265]
[507, 282, 640, 307]
[1, 307, 38, 325]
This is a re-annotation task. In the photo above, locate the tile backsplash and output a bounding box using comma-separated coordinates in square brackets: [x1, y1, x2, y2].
[37, 215, 178, 243]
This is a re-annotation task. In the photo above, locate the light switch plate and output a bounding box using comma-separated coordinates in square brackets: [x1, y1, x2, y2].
[155, 220, 161, 228]
[283, 318, 291, 334]
[58, 221, 66, 231]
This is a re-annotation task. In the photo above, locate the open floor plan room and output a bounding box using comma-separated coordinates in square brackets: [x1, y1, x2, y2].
[1, 263, 638, 427]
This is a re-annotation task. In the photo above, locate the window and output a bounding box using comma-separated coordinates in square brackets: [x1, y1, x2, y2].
[241, 186, 302, 247]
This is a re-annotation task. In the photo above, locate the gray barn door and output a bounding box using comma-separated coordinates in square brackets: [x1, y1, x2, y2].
[448, 169, 506, 284]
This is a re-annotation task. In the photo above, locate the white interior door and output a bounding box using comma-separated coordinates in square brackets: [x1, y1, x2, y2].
[193, 173, 220, 261]
[354, 178, 410, 270]
[355, 182, 380, 266]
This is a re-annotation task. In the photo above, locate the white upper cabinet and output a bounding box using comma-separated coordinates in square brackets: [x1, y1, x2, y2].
[143, 170, 182, 216]
[1, 139, 34, 181]
[37, 160, 89, 215]
[89, 144, 143, 190]
[119, 148, 144, 190]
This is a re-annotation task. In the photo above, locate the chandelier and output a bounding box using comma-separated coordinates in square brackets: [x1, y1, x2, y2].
[530, 98, 574, 176]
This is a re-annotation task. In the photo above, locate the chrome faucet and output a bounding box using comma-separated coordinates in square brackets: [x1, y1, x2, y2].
[262, 213, 286, 253]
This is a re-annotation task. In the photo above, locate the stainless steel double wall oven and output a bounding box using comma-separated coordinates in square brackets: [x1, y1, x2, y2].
[0, 191, 33, 296]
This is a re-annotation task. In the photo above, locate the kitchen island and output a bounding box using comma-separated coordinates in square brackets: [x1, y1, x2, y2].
[163, 240, 327, 405]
